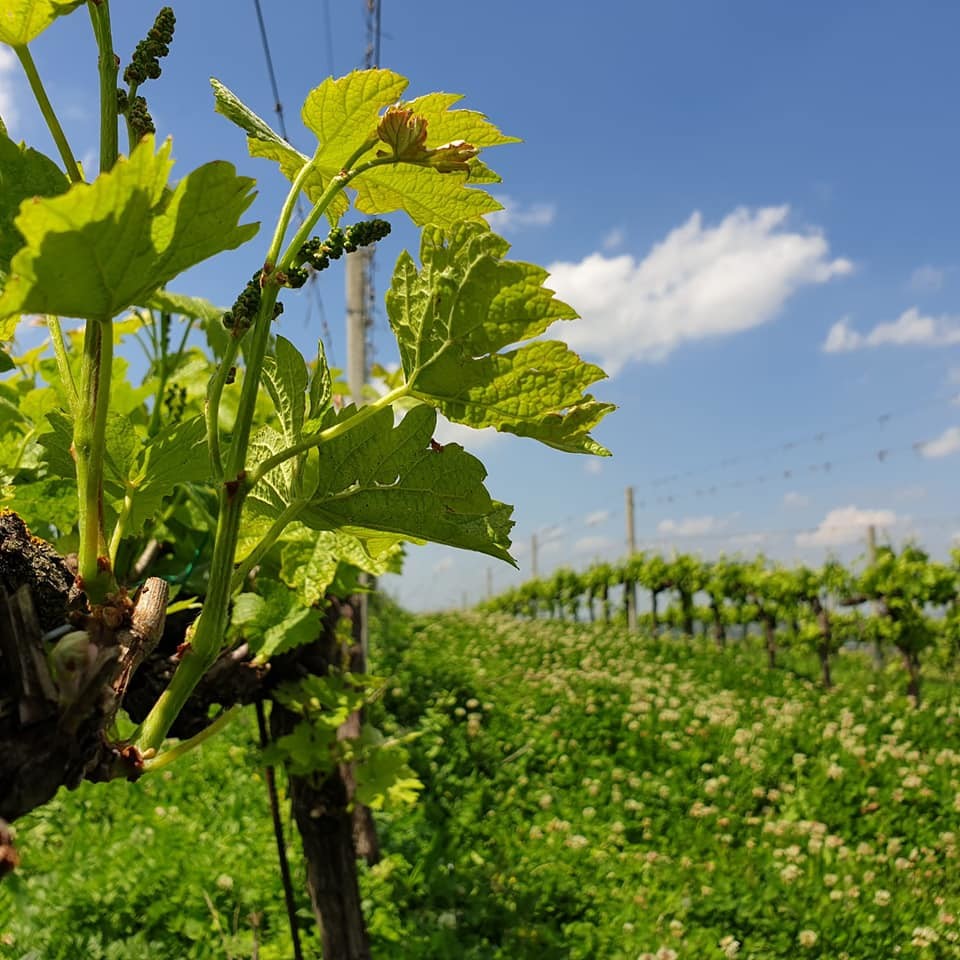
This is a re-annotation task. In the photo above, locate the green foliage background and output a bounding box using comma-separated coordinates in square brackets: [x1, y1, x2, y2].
[4, 611, 960, 958]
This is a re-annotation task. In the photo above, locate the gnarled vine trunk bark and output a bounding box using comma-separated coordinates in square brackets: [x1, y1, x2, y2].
[0, 511, 374, 958]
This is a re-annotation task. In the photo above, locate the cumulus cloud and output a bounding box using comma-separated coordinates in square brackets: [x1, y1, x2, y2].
[584, 509, 610, 526]
[822, 308, 960, 353]
[657, 515, 726, 537]
[485, 196, 556, 232]
[783, 491, 809, 508]
[917, 426, 960, 459]
[545, 205, 851, 375]
[584, 459, 604, 476]
[910, 265, 945, 293]
[0, 46, 17, 130]
[432, 556, 455, 574]
[796, 506, 896, 547]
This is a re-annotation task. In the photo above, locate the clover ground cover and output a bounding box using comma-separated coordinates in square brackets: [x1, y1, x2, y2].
[367, 613, 960, 959]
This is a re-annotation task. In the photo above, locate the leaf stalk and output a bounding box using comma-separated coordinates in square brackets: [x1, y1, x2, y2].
[14, 45, 83, 182]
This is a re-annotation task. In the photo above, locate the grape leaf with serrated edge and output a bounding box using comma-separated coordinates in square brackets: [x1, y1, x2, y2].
[386, 221, 614, 455]
[212, 70, 514, 228]
[0, 136, 258, 320]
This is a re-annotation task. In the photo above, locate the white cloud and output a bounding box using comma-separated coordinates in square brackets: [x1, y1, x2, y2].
[486, 196, 556, 232]
[602, 227, 625, 251]
[0, 46, 17, 131]
[910, 265, 945, 293]
[584, 509, 610, 526]
[783, 491, 809, 508]
[918, 426, 960, 459]
[796, 506, 896, 547]
[823, 308, 960, 353]
[546, 206, 851, 375]
[432, 556, 454, 574]
[822, 317, 862, 353]
[657, 515, 726, 537]
[574, 535, 614, 554]
[584, 459, 604, 476]
[895, 484, 926, 502]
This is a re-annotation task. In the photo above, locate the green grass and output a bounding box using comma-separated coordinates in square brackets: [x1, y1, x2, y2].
[3, 613, 960, 958]
[364, 614, 960, 959]
[0, 713, 320, 960]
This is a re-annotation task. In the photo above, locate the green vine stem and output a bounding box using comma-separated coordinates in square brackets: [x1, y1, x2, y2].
[74, 317, 114, 601]
[47, 316, 78, 412]
[141, 705, 242, 772]
[72, 0, 120, 604]
[230, 499, 305, 594]
[107, 485, 135, 569]
[87, 0, 118, 174]
[14, 45, 83, 182]
[134, 469, 248, 752]
[205, 334, 242, 481]
[135, 149, 398, 752]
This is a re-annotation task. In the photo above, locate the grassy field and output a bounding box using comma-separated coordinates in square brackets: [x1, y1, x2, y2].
[4, 612, 960, 958]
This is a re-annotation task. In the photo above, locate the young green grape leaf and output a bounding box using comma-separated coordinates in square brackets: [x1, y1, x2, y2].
[1, 476, 78, 538]
[0, 130, 68, 273]
[229, 578, 322, 665]
[263, 719, 339, 777]
[36, 409, 75, 480]
[143, 289, 226, 323]
[0, 136, 258, 320]
[123, 416, 210, 535]
[354, 728, 423, 810]
[298, 403, 515, 563]
[308, 339, 332, 420]
[0, 350, 12, 372]
[213, 71, 513, 227]
[39, 410, 209, 536]
[262, 335, 307, 447]
[245, 424, 298, 516]
[335, 73, 516, 227]
[386, 221, 614, 455]
[279, 528, 403, 607]
[0, 0, 83, 46]
[209, 78, 327, 211]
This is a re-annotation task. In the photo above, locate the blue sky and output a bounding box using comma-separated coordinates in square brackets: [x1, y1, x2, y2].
[4, 1, 960, 609]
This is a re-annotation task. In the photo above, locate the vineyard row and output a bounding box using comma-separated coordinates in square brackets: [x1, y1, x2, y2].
[480, 545, 960, 703]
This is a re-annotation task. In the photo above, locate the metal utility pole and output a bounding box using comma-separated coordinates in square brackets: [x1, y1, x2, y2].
[345, 251, 369, 405]
[625, 486, 637, 631]
[531, 533, 539, 579]
[486, 567, 493, 600]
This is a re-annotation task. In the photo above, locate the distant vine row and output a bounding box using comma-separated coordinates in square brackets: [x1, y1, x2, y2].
[480, 546, 960, 703]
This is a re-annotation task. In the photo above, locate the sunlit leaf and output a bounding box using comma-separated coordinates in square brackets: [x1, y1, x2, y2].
[0, 136, 258, 320]
[0, 0, 83, 46]
[386, 221, 614, 455]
